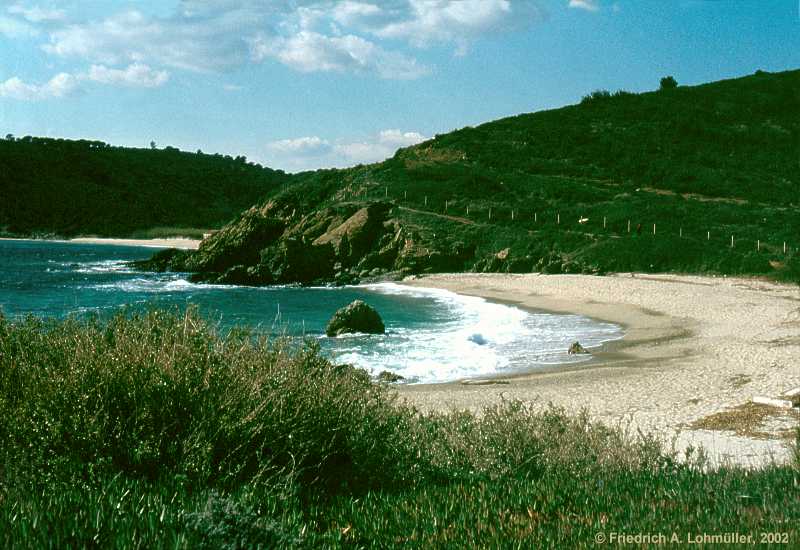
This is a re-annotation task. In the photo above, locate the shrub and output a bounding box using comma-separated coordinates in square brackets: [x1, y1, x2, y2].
[0, 309, 417, 490]
[660, 75, 678, 90]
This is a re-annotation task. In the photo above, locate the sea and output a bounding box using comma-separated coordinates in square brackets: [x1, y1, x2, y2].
[0, 239, 623, 384]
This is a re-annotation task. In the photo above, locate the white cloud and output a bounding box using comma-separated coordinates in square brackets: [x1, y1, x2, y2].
[377, 0, 519, 47]
[86, 63, 169, 87]
[0, 14, 38, 37]
[331, 1, 383, 27]
[267, 136, 332, 157]
[265, 128, 427, 171]
[8, 3, 66, 23]
[34, 1, 542, 80]
[0, 62, 170, 101]
[44, 9, 253, 72]
[378, 129, 426, 147]
[0, 72, 76, 100]
[568, 0, 600, 12]
[252, 30, 429, 79]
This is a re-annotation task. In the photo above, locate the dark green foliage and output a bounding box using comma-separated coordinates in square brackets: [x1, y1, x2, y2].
[0, 310, 417, 489]
[0, 312, 798, 548]
[0, 138, 288, 236]
[659, 75, 678, 90]
[215, 68, 797, 284]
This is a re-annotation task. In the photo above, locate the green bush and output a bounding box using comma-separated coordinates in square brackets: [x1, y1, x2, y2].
[1, 311, 797, 548]
[0, 309, 416, 490]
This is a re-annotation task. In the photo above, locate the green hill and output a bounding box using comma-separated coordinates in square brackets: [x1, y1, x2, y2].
[0, 138, 288, 237]
[144, 68, 800, 284]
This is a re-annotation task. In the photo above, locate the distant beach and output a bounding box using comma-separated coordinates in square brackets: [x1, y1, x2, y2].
[399, 273, 800, 467]
[69, 237, 201, 249]
[0, 236, 201, 250]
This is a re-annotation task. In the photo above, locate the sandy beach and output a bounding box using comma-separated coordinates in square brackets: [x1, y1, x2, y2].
[0, 237, 201, 250]
[69, 237, 201, 249]
[398, 273, 800, 467]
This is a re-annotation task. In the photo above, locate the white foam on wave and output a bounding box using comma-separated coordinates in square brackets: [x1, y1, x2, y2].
[74, 259, 135, 274]
[331, 282, 624, 384]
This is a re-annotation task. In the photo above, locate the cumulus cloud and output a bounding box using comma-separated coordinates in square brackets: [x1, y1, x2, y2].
[0, 14, 38, 37]
[0, 62, 170, 101]
[86, 63, 169, 87]
[252, 30, 429, 79]
[43, 9, 253, 72]
[8, 3, 66, 23]
[0, 72, 77, 100]
[267, 136, 333, 157]
[568, 0, 600, 12]
[265, 128, 427, 171]
[31, 1, 543, 80]
[377, 0, 522, 48]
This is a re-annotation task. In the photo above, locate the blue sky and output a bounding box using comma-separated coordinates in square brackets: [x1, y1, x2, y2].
[0, 0, 798, 172]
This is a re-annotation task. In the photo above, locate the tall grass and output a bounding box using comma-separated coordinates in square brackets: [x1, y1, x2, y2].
[1, 310, 798, 548]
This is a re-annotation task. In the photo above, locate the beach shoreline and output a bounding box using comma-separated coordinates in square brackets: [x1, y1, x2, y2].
[0, 236, 201, 250]
[397, 273, 800, 467]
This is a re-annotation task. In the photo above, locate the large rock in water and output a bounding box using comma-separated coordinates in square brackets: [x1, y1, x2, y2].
[326, 300, 385, 337]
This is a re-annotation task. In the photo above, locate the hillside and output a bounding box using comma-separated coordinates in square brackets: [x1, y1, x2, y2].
[0, 138, 289, 237]
[139, 68, 800, 285]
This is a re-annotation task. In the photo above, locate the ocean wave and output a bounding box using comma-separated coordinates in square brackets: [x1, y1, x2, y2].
[325, 281, 623, 384]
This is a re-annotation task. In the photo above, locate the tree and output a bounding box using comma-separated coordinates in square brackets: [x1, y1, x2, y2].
[150, 141, 157, 150]
[659, 76, 678, 90]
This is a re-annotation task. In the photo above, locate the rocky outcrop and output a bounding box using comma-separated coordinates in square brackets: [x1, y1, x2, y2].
[376, 370, 405, 383]
[131, 248, 192, 272]
[188, 204, 286, 273]
[474, 247, 534, 273]
[135, 198, 482, 287]
[313, 202, 390, 264]
[568, 341, 589, 355]
[325, 300, 385, 337]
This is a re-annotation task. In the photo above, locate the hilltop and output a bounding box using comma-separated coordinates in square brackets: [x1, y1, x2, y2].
[141, 68, 800, 285]
[0, 138, 288, 237]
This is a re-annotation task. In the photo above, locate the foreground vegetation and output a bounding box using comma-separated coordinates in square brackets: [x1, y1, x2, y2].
[1, 310, 797, 548]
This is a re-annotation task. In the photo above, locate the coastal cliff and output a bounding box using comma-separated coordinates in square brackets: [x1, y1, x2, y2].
[138, 69, 800, 285]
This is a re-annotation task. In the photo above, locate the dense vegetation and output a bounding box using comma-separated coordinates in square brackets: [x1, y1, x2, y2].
[0, 138, 288, 236]
[4, 70, 799, 281]
[137, 68, 800, 286]
[1, 310, 797, 548]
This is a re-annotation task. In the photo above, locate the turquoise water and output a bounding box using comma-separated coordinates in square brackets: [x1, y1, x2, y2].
[0, 239, 623, 383]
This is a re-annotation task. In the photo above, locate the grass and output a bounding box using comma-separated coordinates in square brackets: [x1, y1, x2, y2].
[1, 310, 798, 548]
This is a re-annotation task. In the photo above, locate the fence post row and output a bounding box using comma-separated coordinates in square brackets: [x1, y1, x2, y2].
[381, 193, 791, 255]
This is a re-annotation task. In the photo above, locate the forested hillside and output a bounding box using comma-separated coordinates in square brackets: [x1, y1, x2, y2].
[142, 69, 800, 284]
[0, 138, 288, 236]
